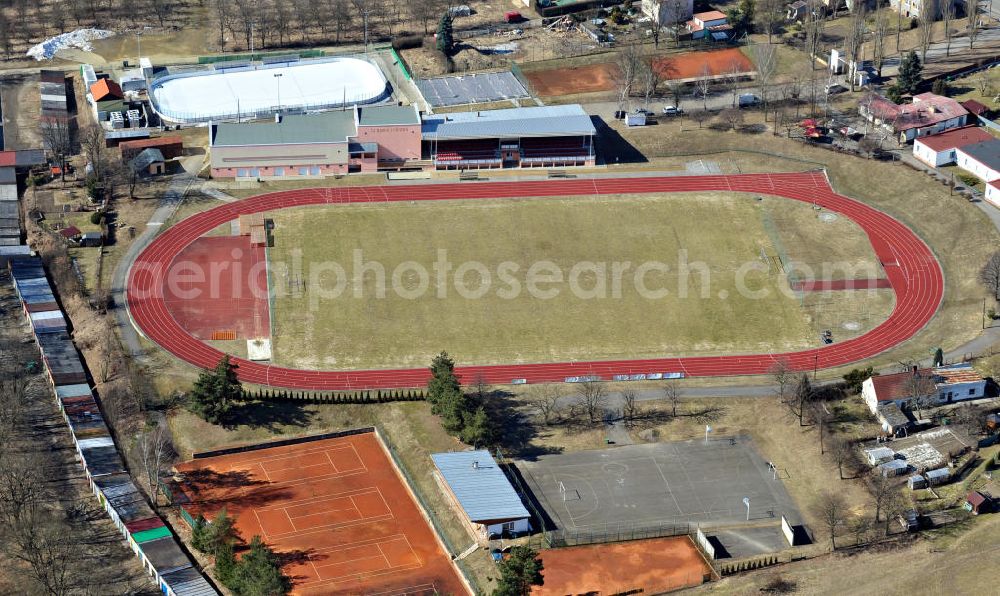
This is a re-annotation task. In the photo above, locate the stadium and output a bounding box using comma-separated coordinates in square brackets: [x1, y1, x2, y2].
[149, 55, 392, 124]
[125, 172, 943, 390]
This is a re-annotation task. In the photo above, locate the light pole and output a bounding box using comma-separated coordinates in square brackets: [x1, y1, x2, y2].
[274, 73, 283, 114]
[362, 8, 371, 54]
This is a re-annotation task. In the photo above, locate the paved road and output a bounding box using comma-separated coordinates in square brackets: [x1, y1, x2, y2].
[110, 171, 198, 357]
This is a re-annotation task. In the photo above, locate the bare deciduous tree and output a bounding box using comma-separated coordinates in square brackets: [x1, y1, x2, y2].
[941, 0, 955, 57]
[917, 1, 934, 65]
[803, 7, 825, 70]
[849, 514, 871, 546]
[872, 6, 890, 78]
[612, 43, 643, 114]
[721, 107, 745, 131]
[831, 437, 856, 479]
[897, 361, 937, 418]
[695, 64, 712, 111]
[622, 387, 639, 424]
[724, 59, 745, 108]
[968, 2, 980, 50]
[752, 41, 778, 116]
[578, 381, 608, 424]
[662, 381, 681, 417]
[638, 57, 662, 109]
[845, 4, 867, 91]
[136, 424, 173, 504]
[809, 401, 831, 453]
[814, 491, 847, 550]
[40, 120, 73, 184]
[754, 0, 783, 43]
[771, 359, 793, 402]
[980, 251, 1000, 299]
[527, 385, 564, 425]
[868, 469, 893, 523]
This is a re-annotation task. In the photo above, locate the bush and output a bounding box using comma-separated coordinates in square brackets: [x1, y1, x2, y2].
[392, 34, 424, 50]
[958, 173, 980, 188]
[89, 211, 104, 225]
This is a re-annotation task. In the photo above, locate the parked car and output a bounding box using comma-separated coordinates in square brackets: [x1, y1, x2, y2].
[633, 107, 655, 116]
[825, 84, 847, 95]
[738, 93, 760, 108]
[662, 105, 684, 115]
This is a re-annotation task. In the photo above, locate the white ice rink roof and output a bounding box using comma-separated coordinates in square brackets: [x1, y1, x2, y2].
[150, 57, 390, 123]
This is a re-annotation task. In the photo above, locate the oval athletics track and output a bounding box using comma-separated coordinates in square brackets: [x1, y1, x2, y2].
[126, 171, 944, 390]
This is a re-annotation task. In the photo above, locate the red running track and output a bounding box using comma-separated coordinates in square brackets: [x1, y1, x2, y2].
[126, 172, 944, 390]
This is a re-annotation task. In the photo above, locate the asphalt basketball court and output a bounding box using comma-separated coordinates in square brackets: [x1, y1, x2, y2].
[516, 436, 802, 532]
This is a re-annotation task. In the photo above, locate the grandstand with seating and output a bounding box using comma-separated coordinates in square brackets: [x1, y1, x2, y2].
[421, 105, 596, 170]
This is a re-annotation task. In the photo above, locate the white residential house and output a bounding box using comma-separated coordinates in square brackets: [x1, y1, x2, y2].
[641, 0, 694, 27]
[861, 363, 987, 417]
[955, 139, 1000, 183]
[686, 10, 732, 39]
[891, 0, 955, 19]
[987, 180, 1000, 206]
[860, 92, 969, 143]
[912, 126, 995, 167]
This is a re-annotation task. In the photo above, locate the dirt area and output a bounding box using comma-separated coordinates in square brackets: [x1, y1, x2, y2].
[1, 74, 42, 150]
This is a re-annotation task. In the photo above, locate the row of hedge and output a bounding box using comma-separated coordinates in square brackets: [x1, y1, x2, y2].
[243, 388, 426, 404]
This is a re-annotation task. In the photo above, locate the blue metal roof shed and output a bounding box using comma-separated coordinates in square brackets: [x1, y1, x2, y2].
[431, 450, 530, 523]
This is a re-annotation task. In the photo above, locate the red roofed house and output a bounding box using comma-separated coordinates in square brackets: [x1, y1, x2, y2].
[860, 92, 969, 143]
[965, 490, 992, 515]
[90, 78, 123, 102]
[862, 363, 986, 417]
[686, 10, 731, 39]
[912, 126, 995, 166]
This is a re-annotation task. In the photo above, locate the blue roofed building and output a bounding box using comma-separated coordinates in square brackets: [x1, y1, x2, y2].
[431, 450, 531, 542]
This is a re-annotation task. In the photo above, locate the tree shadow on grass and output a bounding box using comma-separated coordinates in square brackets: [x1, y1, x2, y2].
[482, 388, 565, 460]
[224, 399, 315, 432]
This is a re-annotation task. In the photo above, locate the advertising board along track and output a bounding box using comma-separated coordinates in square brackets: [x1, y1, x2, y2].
[125, 172, 944, 390]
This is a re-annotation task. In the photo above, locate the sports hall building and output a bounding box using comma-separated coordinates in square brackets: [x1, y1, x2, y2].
[208, 104, 596, 178]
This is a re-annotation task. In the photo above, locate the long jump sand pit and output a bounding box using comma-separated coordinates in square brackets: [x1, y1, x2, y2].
[534, 537, 712, 595]
[524, 48, 755, 96]
[174, 430, 467, 595]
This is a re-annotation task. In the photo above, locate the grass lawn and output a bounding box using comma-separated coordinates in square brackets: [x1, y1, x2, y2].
[265, 191, 883, 370]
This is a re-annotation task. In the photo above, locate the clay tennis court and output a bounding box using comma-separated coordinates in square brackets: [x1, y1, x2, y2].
[160, 235, 270, 340]
[533, 537, 712, 595]
[524, 48, 755, 96]
[174, 431, 468, 595]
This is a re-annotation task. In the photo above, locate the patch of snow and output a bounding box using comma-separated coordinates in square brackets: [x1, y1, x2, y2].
[28, 29, 114, 61]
